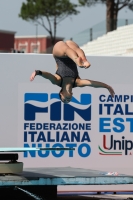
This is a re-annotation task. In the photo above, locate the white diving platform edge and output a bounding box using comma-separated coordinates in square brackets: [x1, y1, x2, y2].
[0, 147, 75, 152]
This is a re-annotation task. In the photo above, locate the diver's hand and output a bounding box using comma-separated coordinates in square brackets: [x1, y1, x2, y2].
[108, 86, 115, 98]
[30, 71, 36, 81]
[74, 57, 84, 67]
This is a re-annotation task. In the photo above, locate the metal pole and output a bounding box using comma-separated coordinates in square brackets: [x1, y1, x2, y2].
[125, 19, 128, 25]
[90, 28, 92, 41]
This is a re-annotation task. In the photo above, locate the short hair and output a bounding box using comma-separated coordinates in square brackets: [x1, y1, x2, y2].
[59, 88, 72, 104]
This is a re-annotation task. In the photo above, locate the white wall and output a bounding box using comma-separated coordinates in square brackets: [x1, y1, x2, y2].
[0, 54, 133, 170]
[1, 53, 133, 191]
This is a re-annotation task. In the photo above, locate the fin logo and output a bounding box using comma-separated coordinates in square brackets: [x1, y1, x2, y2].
[24, 93, 91, 121]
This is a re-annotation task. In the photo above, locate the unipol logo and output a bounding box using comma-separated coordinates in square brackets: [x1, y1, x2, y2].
[24, 93, 91, 121]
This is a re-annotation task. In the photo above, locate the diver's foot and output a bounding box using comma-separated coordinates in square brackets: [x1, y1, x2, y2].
[83, 61, 91, 69]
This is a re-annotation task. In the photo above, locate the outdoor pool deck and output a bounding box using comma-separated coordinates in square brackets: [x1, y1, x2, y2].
[0, 167, 133, 199]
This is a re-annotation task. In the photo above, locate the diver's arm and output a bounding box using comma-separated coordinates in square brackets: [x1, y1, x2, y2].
[76, 79, 115, 97]
[30, 70, 59, 85]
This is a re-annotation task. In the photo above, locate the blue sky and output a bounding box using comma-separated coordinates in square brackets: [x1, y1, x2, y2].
[0, 0, 132, 39]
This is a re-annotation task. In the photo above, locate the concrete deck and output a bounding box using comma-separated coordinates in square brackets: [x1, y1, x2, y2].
[0, 167, 133, 186]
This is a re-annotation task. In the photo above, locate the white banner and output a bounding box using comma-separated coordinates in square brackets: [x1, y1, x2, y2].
[18, 83, 133, 169]
[0, 54, 133, 173]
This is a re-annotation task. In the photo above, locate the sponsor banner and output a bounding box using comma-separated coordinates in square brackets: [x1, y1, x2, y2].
[18, 83, 133, 168]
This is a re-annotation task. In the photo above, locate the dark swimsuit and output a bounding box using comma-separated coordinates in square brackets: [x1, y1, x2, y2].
[54, 56, 79, 87]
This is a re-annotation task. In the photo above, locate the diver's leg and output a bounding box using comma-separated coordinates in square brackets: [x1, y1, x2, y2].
[53, 41, 84, 66]
[65, 40, 91, 68]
